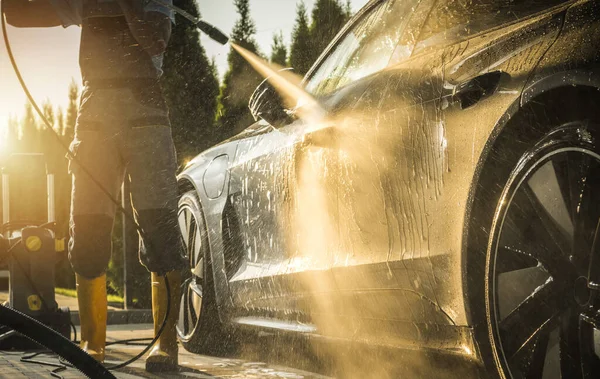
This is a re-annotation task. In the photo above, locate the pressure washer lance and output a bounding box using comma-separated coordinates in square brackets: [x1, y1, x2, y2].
[147, 0, 229, 45]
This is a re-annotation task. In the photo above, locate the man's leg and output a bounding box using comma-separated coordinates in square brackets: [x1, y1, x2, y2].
[125, 123, 185, 372]
[69, 125, 123, 363]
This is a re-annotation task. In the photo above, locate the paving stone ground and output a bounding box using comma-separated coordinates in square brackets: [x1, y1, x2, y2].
[0, 325, 331, 379]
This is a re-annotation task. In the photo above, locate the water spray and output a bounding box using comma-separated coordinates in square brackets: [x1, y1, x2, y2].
[148, 0, 229, 45]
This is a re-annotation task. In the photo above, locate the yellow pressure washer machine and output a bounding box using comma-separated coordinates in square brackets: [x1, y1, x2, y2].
[0, 153, 72, 349]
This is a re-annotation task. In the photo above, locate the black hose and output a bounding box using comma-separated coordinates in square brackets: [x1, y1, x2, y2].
[0, 304, 116, 378]
[0, 274, 170, 376]
[21, 351, 68, 379]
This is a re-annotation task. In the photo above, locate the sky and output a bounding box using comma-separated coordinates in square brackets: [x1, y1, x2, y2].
[0, 0, 369, 150]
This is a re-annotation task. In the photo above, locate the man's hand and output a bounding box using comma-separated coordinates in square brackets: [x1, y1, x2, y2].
[3, 0, 62, 28]
[116, 0, 171, 57]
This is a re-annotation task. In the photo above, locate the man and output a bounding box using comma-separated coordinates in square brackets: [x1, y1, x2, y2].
[4, 0, 186, 372]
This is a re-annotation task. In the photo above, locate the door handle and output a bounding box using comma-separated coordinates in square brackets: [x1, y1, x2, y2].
[453, 71, 506, 109]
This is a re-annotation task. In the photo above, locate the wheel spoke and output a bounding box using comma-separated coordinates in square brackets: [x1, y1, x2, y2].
[495, 245, 540, 274]
[559, 309, 584, 379]
[510, 325, 551, 379]
[588, 219, 600, 287]
[549, 154, 579, 228]
[186, 286, 196, 333]
[501, 184, 574, 278]
[527, 160, 575, 242]
[497, 266, 551, 320]
[500, 278, 565, 357]
[193, 224, 203, 263]
[178, 279, 191, 334]
[192, 257, 204, 279]
[188, 217, 197, 258]
[178, 209, 189, 248]
[178, 292, 186, 331]
[572, 161, 600, 272]
[190, 284, 200, 326]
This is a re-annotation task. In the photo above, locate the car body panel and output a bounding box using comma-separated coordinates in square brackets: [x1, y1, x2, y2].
[177, 0, 600, 368]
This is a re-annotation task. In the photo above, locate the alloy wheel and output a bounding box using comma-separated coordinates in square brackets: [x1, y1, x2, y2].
[176, 203, 205, 340]
[490, 145, 600, 379]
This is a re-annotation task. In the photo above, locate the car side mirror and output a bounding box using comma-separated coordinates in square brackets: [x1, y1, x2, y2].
[249, 70, 294, 127]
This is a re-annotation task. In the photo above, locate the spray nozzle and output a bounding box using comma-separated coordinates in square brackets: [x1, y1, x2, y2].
[147, 0, 229, 45]
[196, 20, 229, 45]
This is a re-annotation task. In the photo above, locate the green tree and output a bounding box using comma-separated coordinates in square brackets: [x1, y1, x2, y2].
[42, 100, 55, 130]
[56, 107, 65, 137]
[6, 115, 20, 155]
[39, 100, 58, 160]
[65, 80, 79, 142]
[217, 0, 263, 138]
[162, 0, 219, 163]
[288, 1, 312, 75]
[21, 103, 39, 152]
[344, 0, 352, 18]
[270, 31, 288, 66]
[309, 0, 348, 64]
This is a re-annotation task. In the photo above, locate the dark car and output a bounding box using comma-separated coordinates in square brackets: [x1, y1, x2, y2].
[175, 0, 600, 378]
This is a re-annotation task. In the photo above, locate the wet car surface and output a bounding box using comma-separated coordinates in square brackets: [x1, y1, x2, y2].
[176, 0, 600, 378]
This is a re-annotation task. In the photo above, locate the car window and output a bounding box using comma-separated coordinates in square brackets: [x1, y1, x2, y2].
[304, 0, 424, 97]
[415, 0, 572, 54]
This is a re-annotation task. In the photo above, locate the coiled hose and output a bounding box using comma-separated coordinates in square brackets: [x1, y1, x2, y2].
[0, 304, 115, 378]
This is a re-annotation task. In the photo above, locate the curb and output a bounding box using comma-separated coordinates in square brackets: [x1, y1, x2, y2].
[69, 309, 152, 326]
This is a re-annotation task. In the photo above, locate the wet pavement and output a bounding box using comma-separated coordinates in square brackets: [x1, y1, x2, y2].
[0, 324, 331, 379]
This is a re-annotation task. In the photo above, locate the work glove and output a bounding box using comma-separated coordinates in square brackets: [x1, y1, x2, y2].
[116, 0, 172, 57]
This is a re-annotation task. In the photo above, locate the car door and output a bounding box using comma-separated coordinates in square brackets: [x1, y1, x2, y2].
[405, 0, 573, 325]
[328, 0, 574, 343]
[226, 119, 304, 314]
[227, 0, 429, 326]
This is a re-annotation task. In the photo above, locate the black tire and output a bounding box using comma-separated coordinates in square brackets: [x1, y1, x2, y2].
[474, 119, 600, 379]
[176, 191, 229, 355]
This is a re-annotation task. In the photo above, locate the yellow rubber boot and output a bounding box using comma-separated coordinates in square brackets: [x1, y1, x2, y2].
[146, 271, 182, 372]
[76, 274, 107, 363]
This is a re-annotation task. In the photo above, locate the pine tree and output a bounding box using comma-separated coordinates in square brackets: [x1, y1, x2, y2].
[39, 100, 57, 159]
[309, 0, 347, 64]
[56, 107, 65, 137]
[344, 0, 352, 19]
[270, 31, 288, 67]
[6, 115, 20, 154]
[21, 103, 39, 152]
[42, 100, 55, 130]
[217, 0, 263, 138]
[65, 80, 79, 142]
[289, 1, 312, 75]
[161, 0, 219, 163]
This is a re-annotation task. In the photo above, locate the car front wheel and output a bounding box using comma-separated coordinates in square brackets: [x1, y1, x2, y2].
[486, 122, 600, 379]
[176, 190, 227, 354]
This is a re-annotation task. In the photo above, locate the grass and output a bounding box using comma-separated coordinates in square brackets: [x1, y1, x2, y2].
[55, 288, 124, 304]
